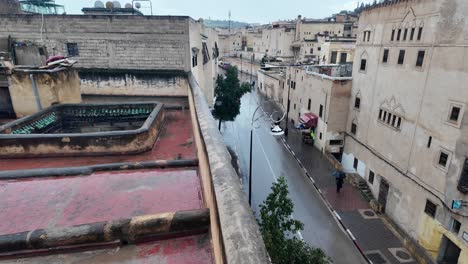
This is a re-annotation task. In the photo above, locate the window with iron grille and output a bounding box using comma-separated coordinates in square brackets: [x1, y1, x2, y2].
[417, 27, 423, 41]
[410, 28, 415, 40]
[360, 59, 367, 71]
[458, 159, 468, 193]
[398, 50, 405, 65]
[351, 122, 357, 135]
[202, 42, 210, 65]
[382, 49, 389, 63]
[416, 50, 425, 67]
[368, 171, 374, 184]
[66, 43, 79, 56]
[424, 200, 436, 218]
[354, 97, 361, 109]
[438, 151, 449, 168]
[329, 140, 343, 146]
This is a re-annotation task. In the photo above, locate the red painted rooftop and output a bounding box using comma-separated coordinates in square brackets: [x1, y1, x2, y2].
[0, 106, 213, 263]
[0, 169, 203, 235]
[0, 110, 195, 171]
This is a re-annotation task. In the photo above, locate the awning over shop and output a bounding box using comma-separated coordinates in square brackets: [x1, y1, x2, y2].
[300, 112, 318, 128]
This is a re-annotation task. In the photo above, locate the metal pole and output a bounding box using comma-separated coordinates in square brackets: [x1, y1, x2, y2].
[29, 74, 42, 111]
[250, 55, 253, 86]
[285, 80, 291, 136]
[249, 128, 253, 206]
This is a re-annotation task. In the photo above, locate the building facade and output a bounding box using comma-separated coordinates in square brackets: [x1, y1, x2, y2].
[0, 14, 219, 107]
[284, 65, 352, 155]
[342, 1, 468, 263]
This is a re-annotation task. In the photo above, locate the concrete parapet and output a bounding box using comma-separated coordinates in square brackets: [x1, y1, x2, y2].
[0, 209, 210, 256]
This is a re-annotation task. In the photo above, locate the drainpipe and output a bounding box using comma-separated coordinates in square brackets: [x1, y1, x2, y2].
[29, 74, 42, 111]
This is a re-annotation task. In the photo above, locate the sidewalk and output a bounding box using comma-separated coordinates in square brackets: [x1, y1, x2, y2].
[282, 126, 417, 264]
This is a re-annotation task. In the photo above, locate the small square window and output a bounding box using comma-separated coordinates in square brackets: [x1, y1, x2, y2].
[351, 122, 357, 135]
[354, 97, 361, 109]
[66, 43, 79, 57]
[416, 50, 425, 67]
[439, 152, 449, 167]
[360, 59, 367, 71]
[398, 50, 405, 65]
[424, 200, 437, 218]
[451, 218, 461, 234]
[368, 171, 375, 184]
[353, 158, 358, 170]
[38, 47, 45, 56]
[382, 49, 389, 63]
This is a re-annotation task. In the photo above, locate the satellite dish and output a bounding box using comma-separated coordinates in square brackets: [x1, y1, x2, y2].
[112, 1, 121, 8]
[135, 2, 141, 9]
[105, 1, 113, 8]
[94, 1, 104, 8]
[124, 3, 132, 8]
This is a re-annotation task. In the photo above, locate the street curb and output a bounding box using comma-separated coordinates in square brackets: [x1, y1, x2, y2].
[0, 209, 210, 257]
[0, 159, 199, 180]
[280, 137, 372, 264]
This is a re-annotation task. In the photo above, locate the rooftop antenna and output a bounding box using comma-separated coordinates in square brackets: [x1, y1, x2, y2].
[228, 10, 231, 34]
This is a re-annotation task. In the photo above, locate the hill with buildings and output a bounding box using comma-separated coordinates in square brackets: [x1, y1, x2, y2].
[203, 19, 250, 29]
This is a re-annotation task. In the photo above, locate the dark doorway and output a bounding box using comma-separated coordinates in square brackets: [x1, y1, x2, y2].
[438, 235, 461, 264]
[340, 53, 347, 63]
[378, 178, 389, 213]
[0, 87, 14, 118]
[330, 51, 338, 64]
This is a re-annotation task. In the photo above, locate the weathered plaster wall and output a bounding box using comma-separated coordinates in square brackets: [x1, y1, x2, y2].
[343, 0, 468, 261]
[8, 69, 82, 117]
[79, 71, 188, 97]
[0, 14, 191, 71]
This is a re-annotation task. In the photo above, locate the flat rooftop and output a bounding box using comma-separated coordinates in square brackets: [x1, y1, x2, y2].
[0, 100, 213, 263]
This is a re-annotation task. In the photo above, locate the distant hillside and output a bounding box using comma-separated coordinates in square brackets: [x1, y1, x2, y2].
[204, 19, 250, 29]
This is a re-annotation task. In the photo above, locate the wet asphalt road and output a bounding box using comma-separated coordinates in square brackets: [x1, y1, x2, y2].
[219, 71, 365, 264]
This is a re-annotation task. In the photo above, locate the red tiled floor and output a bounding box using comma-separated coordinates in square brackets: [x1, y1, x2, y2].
[0, 110, 196, 171]
[0, 169, 203, 235]
[322, 186, 370, 212]
[0, 234, 213, 264]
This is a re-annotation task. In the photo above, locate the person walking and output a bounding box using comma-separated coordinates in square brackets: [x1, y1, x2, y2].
[333, 164, 346, 193]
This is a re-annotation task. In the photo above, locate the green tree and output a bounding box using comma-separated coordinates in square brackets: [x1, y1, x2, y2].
[259, 177, 332, 264]
[212, 66, 250, 130]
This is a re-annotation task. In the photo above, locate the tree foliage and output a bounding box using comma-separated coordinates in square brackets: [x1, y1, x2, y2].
[212, 66, 250, 129]
[259, 177, 332, 264]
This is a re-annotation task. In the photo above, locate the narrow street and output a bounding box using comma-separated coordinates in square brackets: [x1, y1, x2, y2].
[219, 70, 366, 264]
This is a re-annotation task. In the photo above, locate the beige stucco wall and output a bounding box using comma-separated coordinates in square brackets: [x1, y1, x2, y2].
[284, 66, 351, 152]
[257, 69, 284, 103]
[8, 69, 82, 117]
[342, 0, 468, 261]
[80, 73, 189, 97]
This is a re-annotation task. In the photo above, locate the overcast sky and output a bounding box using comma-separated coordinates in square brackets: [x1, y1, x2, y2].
[55, 0, 373, 24]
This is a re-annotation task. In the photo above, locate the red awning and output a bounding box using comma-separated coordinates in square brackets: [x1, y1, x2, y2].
[300, 112, 318, 128]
